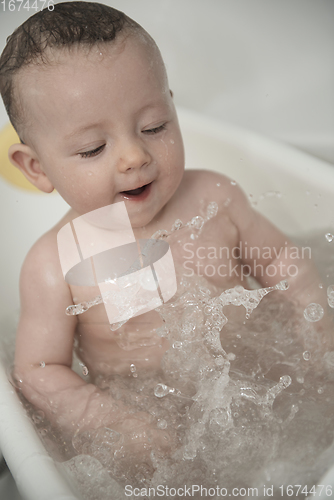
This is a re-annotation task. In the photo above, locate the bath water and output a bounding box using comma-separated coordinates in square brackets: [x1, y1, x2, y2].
[10, 203, 334, 500]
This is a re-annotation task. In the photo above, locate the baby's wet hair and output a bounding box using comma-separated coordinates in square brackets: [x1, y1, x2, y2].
[0, 1, 142, 138]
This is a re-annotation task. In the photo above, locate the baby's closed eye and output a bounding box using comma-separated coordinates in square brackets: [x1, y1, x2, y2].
[142, 123, 167, 135]
[79, 144, 106, 158]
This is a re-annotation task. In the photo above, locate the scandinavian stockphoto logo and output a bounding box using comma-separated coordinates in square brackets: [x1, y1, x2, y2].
[57, 202, 177, 325]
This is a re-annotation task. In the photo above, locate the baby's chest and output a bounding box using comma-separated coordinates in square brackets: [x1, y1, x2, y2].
[169, 213, 240, 286]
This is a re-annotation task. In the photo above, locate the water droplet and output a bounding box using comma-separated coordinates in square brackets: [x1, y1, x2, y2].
[227, 352, 236, 361]
[327, 285, 334, 308]
[171, 219, 183, 231]
[209, 408, 229, 428]
[296, 376, 304, 384]
[206, 201, 218, 219]
[82, 366, 89, 376]
[172, 341, 183, 349]
[230, 180, 237, 186]
[154, 383, 170, 398]
[319, 283, 324, 289]
[317, 387, 324, 394]
[189, 215, 204, 230]
[216, 183, 221, 187]
[32, 410, 45, 424]
[110, 319, 127, 331]
[215, 356, 225, 366]
[325, 233, 334, 242]
[276, 280, 289, 291]
[151, 229, 169, 240]
[303, 351, 311, 361]
[130, 363, 136, 373]
[303, 303, 324, 322]
[324, 351, 334, 368]
[279, 375, 292, 388]
[157, 419, 167, 429]
[39, 361, 45, 368]
[183, 445, 197, 460]
[156, 325, 169, 337]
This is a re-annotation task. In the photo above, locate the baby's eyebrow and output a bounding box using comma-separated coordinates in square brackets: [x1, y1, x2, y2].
[65, 122, 102, 142]
[134, 99, 170, 117]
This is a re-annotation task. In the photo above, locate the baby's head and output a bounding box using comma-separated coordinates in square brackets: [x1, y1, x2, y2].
[0, 2, 184, 227]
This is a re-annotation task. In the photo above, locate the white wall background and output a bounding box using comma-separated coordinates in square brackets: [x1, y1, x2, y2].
[0, 0, 333, 163]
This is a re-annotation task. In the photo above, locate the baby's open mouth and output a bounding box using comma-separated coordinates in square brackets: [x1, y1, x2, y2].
[121, 183, 151, 196]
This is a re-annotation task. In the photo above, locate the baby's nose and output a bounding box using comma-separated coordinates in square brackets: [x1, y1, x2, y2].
[117, 137, 151, 172]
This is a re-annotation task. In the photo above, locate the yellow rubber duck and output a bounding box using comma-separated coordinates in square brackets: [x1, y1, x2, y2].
[0, 122, 40, 192]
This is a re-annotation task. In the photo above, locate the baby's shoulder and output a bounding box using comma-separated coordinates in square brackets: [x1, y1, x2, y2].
[20, 219, 68, 294]
[182, 169, 246, 204]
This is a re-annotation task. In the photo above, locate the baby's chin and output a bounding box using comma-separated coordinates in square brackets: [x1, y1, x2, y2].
[129, 205, 165, 232]
[128, 214, 157, 232]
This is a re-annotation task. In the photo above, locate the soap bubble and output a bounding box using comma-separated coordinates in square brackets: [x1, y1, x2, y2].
[303, 303, 324, 322]
[303, 351, 311, 361]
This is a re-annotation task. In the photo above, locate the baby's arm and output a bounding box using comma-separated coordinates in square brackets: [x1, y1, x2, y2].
[14, 231, 169, 451]
[226, 182, 327, 310]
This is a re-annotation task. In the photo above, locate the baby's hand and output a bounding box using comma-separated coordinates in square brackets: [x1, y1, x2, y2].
[110, 411, 175, 457]
[75, 394, 176, 457]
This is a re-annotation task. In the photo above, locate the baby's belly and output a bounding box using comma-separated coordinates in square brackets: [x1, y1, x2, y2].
[75, 310, 169, 379]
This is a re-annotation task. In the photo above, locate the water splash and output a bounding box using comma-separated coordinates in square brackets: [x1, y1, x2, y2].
[65, 203, 219, 326]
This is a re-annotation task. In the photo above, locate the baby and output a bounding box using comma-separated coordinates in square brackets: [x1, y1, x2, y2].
[0, 2, 327, 457]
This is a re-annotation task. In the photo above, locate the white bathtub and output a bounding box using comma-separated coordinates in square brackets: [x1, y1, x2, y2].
[1, 107, 334, 499]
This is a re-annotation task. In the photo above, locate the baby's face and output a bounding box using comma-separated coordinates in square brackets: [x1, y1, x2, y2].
[18, 34, 185, 228]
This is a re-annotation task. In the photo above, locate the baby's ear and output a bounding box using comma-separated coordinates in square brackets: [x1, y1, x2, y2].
[8, 143, 54, 193]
